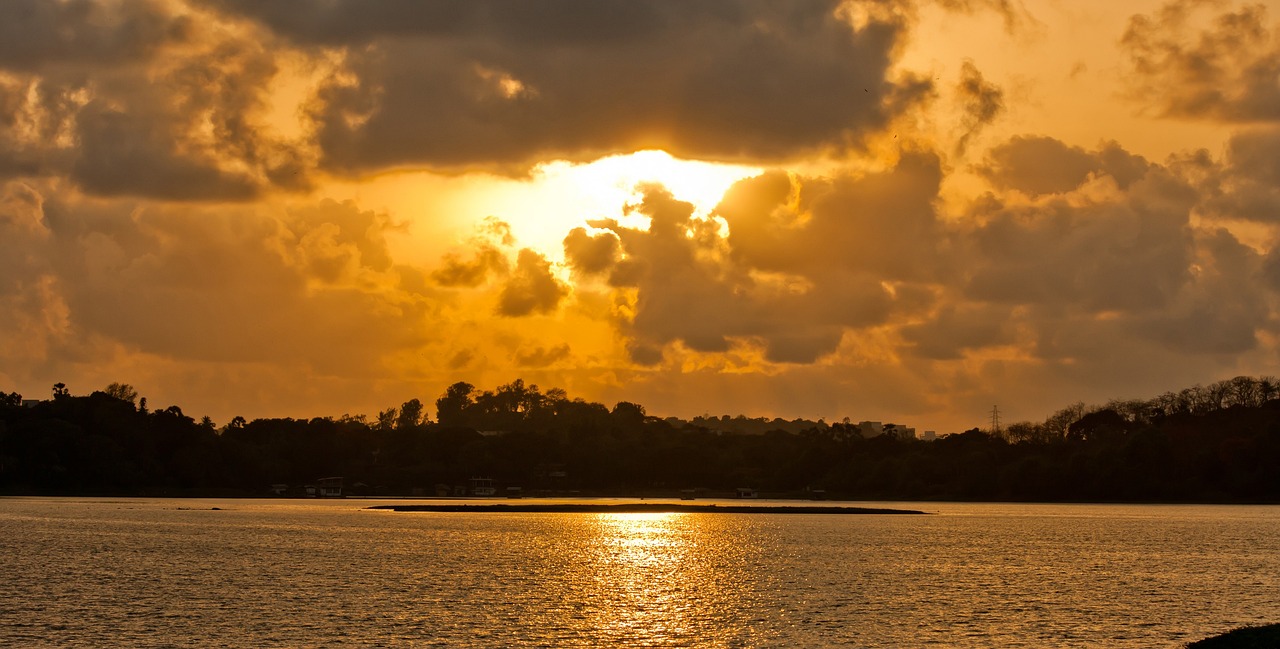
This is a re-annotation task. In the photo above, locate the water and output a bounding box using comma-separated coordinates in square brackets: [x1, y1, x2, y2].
[1, 498, 1277, 647]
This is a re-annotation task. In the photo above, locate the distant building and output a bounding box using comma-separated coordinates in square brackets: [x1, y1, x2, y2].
[21, 400, 41, 408]
[316, 477, 343, 498]
[921, 430, 937, 441]
[858, 421, 884, 437]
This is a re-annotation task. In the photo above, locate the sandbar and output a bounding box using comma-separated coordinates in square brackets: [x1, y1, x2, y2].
[367, 502, 926, 514]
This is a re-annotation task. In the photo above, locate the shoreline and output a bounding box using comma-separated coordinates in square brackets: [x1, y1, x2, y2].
[366, 502, 927, 514]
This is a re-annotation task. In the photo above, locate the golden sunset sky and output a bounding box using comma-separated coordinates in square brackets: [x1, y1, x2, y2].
[3, 0, 1279, 433]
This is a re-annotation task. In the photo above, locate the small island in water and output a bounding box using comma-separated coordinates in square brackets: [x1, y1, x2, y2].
[367, 502, 926, 514]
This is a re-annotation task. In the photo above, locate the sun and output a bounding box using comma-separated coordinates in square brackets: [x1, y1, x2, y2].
[550, 150, 763, 216]
[503, 150, 763, 258]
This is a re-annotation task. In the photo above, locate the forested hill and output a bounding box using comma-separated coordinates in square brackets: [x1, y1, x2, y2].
[1, 378, 1278, 502]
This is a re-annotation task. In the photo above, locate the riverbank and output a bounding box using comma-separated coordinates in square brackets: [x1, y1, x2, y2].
[1187, 624, 1280, 648]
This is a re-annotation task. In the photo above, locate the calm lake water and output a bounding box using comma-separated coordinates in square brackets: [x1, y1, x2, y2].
[1, 498, 1277, 647]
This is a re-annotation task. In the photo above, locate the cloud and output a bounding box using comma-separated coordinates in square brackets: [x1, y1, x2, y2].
[900, 303, 1015, 360]
[0, 1, 314, 201]
[0, 0, 191, 71]
[719, 150, 948, 282]
[954, 134, 1279, 367]
[563, 153, 949, 364]
[71, 103, 263, 201]
[1185, 127, 1280, 223]
[931, 0, 1037, 33]
[433, 244, 510, 288]
[977, 135, 1151, 196]
[965, 153, 1195, 313]
[563, 227, 621, 276]
[0, 183, 433, 378]
[497, 248, 568, 316]
[954, 59, 1004, 155]
[204, 0, 923, 172]
[554, 132, 1276, 405]
[1122, 1, 1280, 122]
[1133, 227, 1267, 354]
[431, 217, 519, 288]
[515, 343, 572, 368]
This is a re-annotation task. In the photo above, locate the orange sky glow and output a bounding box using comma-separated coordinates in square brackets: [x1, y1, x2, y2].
[3, 0, 1280, 434]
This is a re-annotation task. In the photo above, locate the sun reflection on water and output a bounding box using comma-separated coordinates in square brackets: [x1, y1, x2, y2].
[547, 511, 762, 646]
[590, 513, 694, 641]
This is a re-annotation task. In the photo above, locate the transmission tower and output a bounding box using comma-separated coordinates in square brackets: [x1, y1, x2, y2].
[990, 405, 1001, 436]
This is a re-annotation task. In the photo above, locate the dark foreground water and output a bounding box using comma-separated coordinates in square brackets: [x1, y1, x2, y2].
[1, 498, 1277, 647]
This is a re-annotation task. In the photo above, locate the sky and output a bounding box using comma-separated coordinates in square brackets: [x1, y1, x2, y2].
[3, 0, 1280, 433]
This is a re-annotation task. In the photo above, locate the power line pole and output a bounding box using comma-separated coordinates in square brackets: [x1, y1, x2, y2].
[990, 405, 1001, 437]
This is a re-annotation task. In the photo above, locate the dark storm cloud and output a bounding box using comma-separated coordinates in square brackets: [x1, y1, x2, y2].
[1122, 0, 1280, 122]
[203, 0, 920, 172]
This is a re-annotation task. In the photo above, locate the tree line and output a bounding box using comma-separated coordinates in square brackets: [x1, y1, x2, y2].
[1, 377, 1278, 501]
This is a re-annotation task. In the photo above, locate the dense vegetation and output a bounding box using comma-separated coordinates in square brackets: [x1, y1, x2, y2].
[2, 377, 1279, 501]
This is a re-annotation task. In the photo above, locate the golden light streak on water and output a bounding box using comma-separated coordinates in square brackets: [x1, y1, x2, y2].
[588, 513, 696, 642]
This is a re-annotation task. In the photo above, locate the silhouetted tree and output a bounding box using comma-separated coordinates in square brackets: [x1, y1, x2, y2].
[435, 382, 475, 428]
[397, 399, 425, 430]
[375, 407, 397, 432]
[5, 375, 1280, 501]
[611, 401, 647, 430]
[1067, 409, 1129, 442]
[103, 383, 139, 406]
